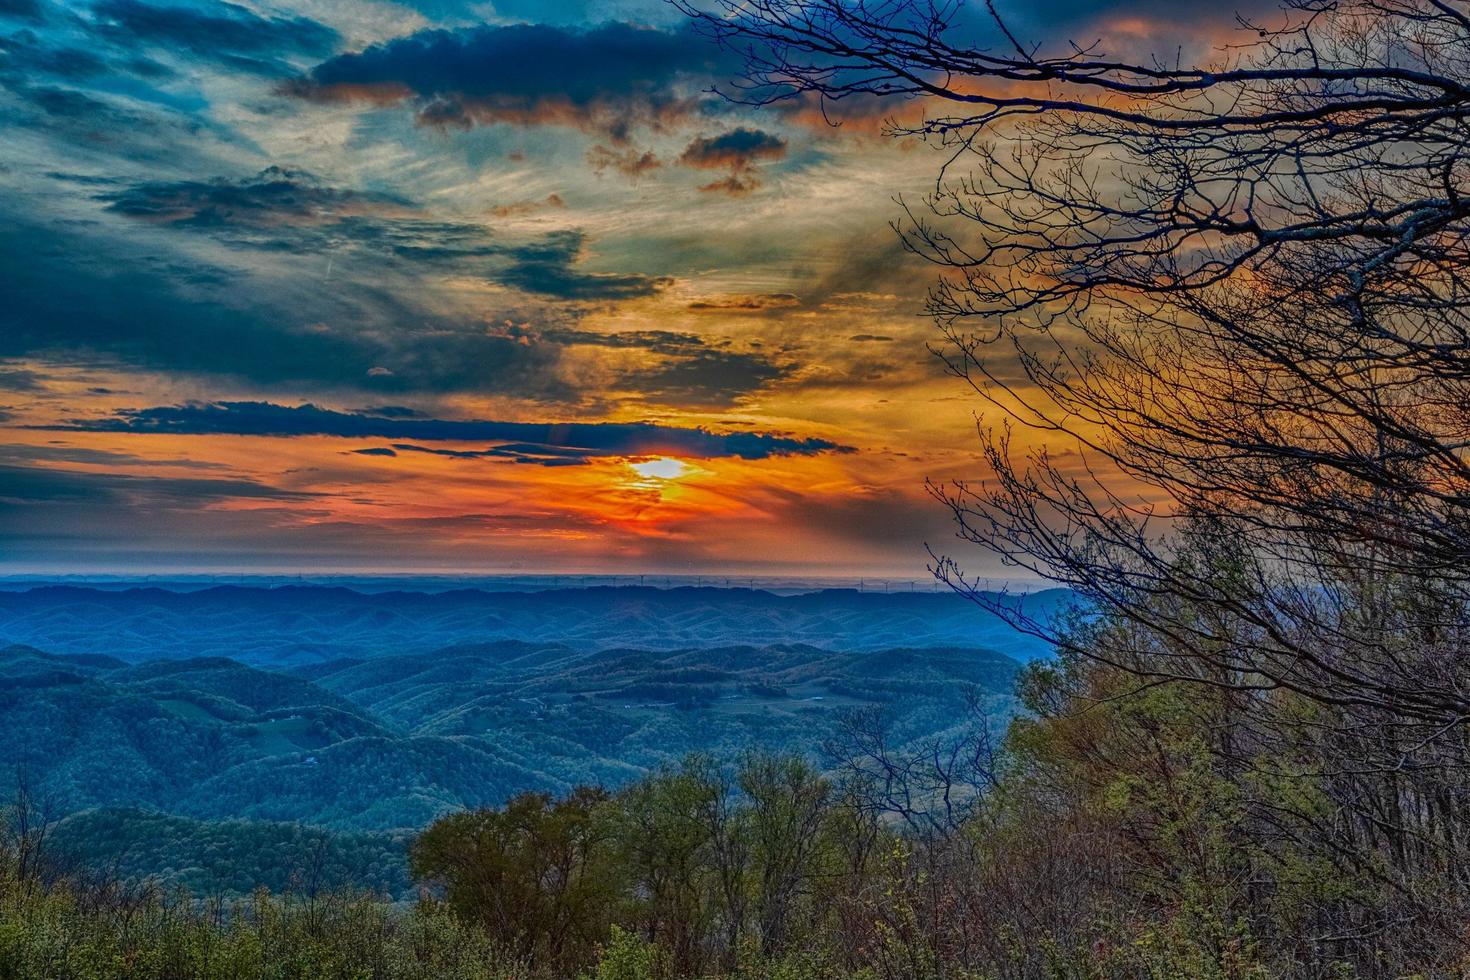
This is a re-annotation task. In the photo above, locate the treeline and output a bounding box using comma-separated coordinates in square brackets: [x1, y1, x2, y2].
[48, 809, 412, 899]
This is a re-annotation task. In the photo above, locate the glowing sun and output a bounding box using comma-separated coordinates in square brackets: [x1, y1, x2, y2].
[629, 457, 695, 481]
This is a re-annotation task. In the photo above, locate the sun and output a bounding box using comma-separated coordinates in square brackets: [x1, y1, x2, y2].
[629, 457, 695, 481]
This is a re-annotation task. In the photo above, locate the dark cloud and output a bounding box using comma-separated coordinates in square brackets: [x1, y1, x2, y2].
[358, 405, 419, 418]
[1, 82, 210, 166]
[537, 327, 706, 353]
[0, 0, 43, 21]
[288, 22, 736, 138]
[496, 230, 672, 301]
[679, 128, 787, 170]
[0, 367, 45, 391]
[0, 38, 111, 81]
[22, 85, 120, 119]
[101, 175, 669, 315]
[688, 293, 800, 313]
[101, 166, 414, 228]
[850, 334, 896, 342]
[534, 327, 790, 407]
[499, 263, 668, 301]
[679, 128, 787, 196]
[0, 443, 225, 469]
[0, 463, 318, 504]
[488, 443, 597, 459]
[382, 443, 593, 466]
[627, 349, 788, 408]
[46, 401, 851, 459]
[45, 172, 123, 187]
[6, 182, 673, 405]
[98, 168, 508, 264]
[91, 0, 339, 75]
[0, 212, 561, 396]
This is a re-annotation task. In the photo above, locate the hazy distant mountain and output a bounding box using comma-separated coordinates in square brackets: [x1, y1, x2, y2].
[0, 585, 1065, 665]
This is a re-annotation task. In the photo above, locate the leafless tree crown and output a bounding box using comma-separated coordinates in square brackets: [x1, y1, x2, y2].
[684, 0, 1470, 727]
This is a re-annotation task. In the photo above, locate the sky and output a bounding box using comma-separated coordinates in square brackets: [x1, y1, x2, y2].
[0, 0, 1236, 578]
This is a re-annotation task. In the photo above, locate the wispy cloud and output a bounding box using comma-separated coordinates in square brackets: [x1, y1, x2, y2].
[101, 166, 414, 228]
[0, 464, 319, 504]
[92, 0, 338, 74]
[495, 230, 673, 301]
[687, 293, 801, 313]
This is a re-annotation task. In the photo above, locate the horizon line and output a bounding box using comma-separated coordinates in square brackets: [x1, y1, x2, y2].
[0, 570, 1054, 596]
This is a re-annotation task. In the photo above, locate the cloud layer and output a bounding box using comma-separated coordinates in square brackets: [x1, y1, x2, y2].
[0, 0, 969, 576]
[49, 401, 851, 460]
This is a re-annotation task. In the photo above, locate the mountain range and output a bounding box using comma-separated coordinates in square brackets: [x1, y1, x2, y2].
[0, 584, 1062, 895]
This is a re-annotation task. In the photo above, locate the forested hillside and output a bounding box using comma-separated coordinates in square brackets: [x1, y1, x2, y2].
[48, 809, 413, 899]
[0, 584, 1031, 910]
[1, 634, 1020, 836]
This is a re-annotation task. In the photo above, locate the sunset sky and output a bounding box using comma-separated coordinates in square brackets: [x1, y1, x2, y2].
[0, 0, 1227, 577]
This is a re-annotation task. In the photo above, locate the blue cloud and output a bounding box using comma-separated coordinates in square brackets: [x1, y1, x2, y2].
[48, 401, 852, 459]
[0, 464, 319, 503]
[0, 0, 41, 20]
[101, 166, 413, 228]
[92, 0, 339, 74]
[289, 21, 737, 137]
[0, 210, 564, 396]
[497, 231, 672, 300]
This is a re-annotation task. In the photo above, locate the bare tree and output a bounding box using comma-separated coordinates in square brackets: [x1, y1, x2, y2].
[679, 4, 1470, 970]
[823, 688, 999, 838]
[679, 0, 1470, 728]
[1, 766, 58, 886]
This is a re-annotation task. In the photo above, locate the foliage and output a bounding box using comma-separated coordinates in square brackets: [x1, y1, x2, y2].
[0, 874, 525, 980]
[586, 927, 663, 980]
[49, 809, 412, 900]
[411, 788, 622, 974]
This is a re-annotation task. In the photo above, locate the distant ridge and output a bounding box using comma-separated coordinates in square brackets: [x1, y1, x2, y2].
[0, 573, 1050, 595]
[0, 584, 1066, 665]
